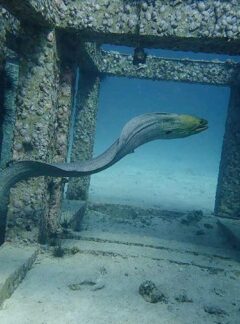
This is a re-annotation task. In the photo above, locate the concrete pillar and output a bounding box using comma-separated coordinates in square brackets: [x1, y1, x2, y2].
[0, 70, 3, 148]
[0, 59, 19, 169]
[40, 66, 73, 243]
[67, 72, 100, 200]
[5, 26, 61, 243]
[215, 85, 240, 219]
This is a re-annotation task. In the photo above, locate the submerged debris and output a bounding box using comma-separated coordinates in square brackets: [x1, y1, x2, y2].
[204, 305, 228, 316]
[70, 246, 80, 255]
[61, 217, 70, 229]
[180, 210, 203, 225]
[195, 229, 205, 236]
[175, 291, 193, 303]
[68, 279, 105, 291]
[139, 280, 167, 303]
[52, 242, 65, 257]
[203, 223, 214, 229]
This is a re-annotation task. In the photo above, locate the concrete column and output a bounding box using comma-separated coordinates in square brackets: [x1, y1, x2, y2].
[5, 26, 61, 243]
[215, 85, 240, 219]
[0, 59, 19, 169]
[67, 73, 100, 200]
[0, 70, 3, 148]
[40, 67, 73, 243]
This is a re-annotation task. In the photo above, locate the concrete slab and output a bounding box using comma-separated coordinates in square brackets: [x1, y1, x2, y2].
[0, 243, 38, 306]
[0, 206, 239, 323]
[0, 240, 239, 324]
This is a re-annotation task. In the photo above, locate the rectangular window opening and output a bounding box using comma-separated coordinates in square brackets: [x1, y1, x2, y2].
[89, 77, 229, 216]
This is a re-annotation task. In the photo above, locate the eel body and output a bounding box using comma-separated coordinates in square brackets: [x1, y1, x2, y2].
[0, 112, 208, 241]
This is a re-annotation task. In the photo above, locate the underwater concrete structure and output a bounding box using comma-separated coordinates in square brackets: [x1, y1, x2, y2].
[67, 72, 100, 201]
[0, 0, 240, 244]
[215, 85, 240, 219]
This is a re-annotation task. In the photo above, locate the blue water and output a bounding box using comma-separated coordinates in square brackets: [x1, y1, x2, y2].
[94, 77, 228, 173]
[89, 46, 233, 211]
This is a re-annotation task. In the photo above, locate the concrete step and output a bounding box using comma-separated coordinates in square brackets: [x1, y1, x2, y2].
[81, 202, 230, 250]
[0, 243, 38, 306]
[62, 231, 240, 274]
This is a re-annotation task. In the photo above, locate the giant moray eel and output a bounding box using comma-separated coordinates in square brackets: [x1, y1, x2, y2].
[0, 112, 208, 241]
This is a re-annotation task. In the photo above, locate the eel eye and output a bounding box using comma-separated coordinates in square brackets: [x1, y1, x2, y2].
[165, 130, 172, 134]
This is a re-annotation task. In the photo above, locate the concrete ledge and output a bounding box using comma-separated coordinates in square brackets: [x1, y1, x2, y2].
[0, 243, 38, 306]
[217, 218, 240, 250]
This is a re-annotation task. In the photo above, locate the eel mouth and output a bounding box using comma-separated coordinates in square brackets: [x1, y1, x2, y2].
[195, 119, 208, 132]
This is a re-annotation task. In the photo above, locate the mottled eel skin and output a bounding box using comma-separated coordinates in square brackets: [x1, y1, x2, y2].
[0, 112, 208, 242]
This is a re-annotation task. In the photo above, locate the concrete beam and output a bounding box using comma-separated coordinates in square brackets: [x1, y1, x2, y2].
[82, 44, 240, 86]
[1, 0, 240, 54]
[0, 0, 56, 26]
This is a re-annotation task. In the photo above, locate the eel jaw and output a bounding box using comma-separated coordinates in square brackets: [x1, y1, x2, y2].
[195, 119, 208, 133]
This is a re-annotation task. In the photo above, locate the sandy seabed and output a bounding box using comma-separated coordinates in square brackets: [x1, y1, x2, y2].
[89, 156, 217, 214]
